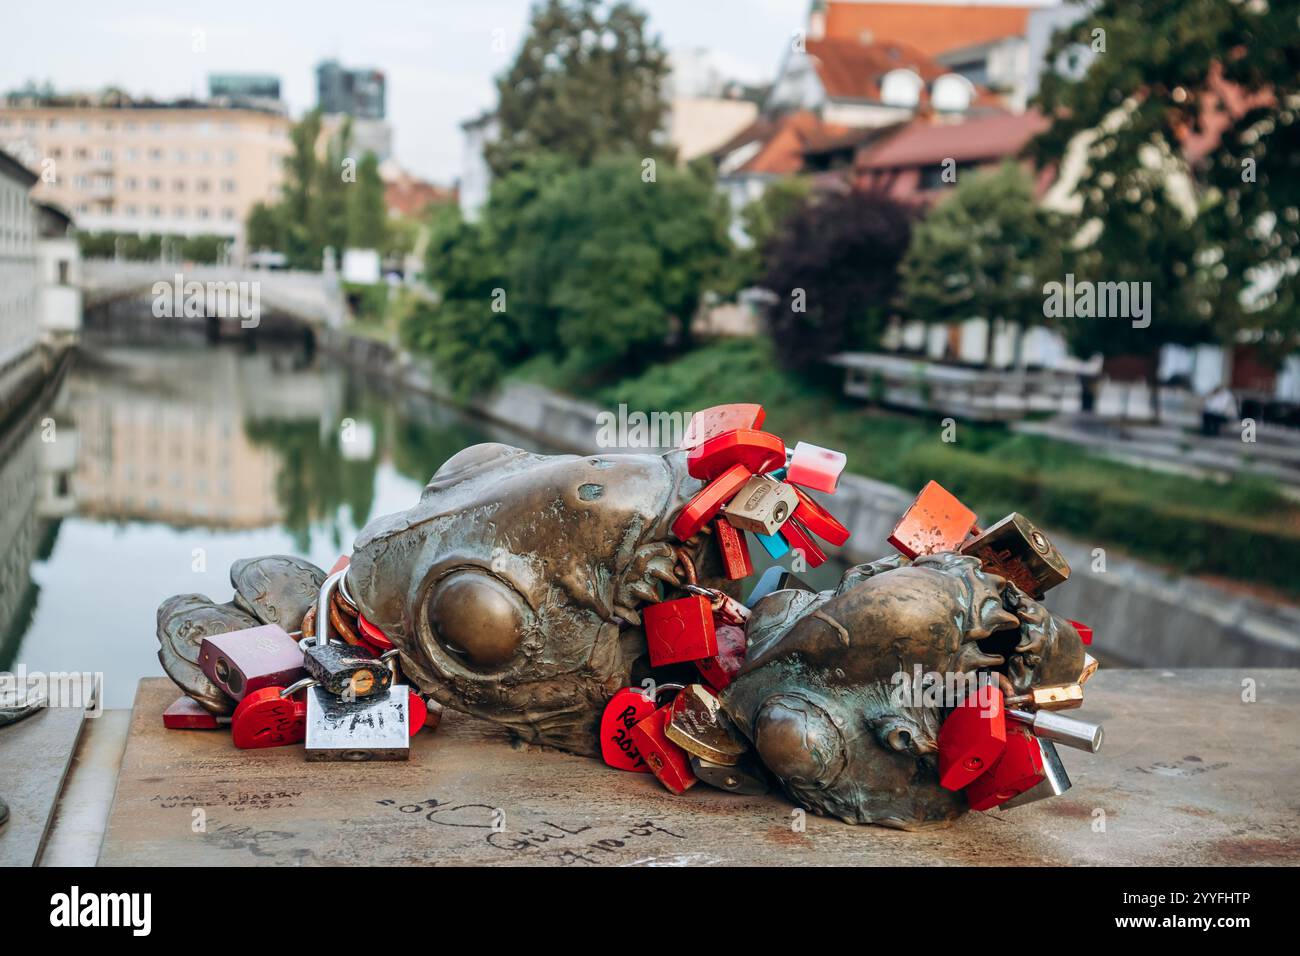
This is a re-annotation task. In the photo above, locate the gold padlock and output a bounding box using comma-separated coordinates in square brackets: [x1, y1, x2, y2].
[1005, 683, 1083, 711]
[664, 684, 748, 765]
[722, 477, 799, 536]
[961, 512, 1069, 598]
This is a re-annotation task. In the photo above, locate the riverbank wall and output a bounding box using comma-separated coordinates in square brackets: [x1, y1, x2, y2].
[318, 329, 1300, 670]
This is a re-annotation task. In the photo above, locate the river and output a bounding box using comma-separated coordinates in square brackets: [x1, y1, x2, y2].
[0, 332, 848, 709]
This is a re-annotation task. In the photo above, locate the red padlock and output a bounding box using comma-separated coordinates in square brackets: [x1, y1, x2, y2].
[356, 613, 395, 651]
[937, 685, 1007, 790]
[162, 696, 229, 730]
[1068, 620, 1093, 646]
[695, 623, 747, 692]
[628, 704, 698, 794]
[687, 429, 785, 482]
[644, 595, 718, 667]
[408, 690, 428, 736]
[779, 517, 827, 568]
[671, 462, 753, 541]
[714, 517, 754, 580]
[231, 686, 308, 750]
[790, 485, 850, 547]
[888, 480, 977, 559]
[965, 724, 1046, 811]
[679, 404, 766, 451]
[599, 687, 657, 772]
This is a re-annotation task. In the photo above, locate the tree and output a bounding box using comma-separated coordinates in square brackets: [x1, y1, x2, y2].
[347, 152, 388, 250]
[281, 110, 322, 269]
[508, 154, 732, 367]
[246, 201, 283, 251]
[485, 0, 672, 178]
[401, 207, 519, 398]
[900, 162, 1061, 367]
[403, 155, 732, 394]
[310, 117, 352, 260]
[760, 190, 914, 375]
[1032, 0, 1300, 369]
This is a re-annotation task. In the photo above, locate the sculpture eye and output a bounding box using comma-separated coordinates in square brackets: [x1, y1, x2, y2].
[752, 695, 846, 790]
[423, 570, 528, 669]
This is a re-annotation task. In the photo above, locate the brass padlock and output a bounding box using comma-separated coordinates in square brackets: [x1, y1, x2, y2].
[1005, 683, 1083, 711]
[960, 512, 1069, 598]
[664, 684, 748, 766]
[722, 476, 799, 536]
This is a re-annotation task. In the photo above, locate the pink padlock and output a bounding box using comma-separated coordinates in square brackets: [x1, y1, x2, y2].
[785, 441, 847, 494]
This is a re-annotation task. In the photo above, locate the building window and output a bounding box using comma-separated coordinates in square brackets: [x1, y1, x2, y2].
[150, 205, 162, 218]
[220, 179, 236, 193]
[223, 150, 237, 165]
[149, 148, 163, 161]
[174, 207, 186, 219]
[174, 149, 187, 163]
[197, 207, 210, 220]
[172, 179, 186, 192]
[195, 179, 210, 193]
[148, 177, 162, 191]
[124, 177, 138, 190]
[98, 148, 113, 161]
[222, 208, 235, 221]
[919, 165, 957, 191]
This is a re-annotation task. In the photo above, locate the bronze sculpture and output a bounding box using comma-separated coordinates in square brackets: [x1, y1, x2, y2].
[157, 440, 1090, 829]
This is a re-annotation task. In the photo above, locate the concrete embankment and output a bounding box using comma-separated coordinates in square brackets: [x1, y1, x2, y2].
[319, 329, 1300, 670]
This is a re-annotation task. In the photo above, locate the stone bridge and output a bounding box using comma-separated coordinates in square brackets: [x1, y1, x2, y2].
[80, 258, 344, 329]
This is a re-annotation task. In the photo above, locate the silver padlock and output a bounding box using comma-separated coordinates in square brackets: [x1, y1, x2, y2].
[297, 677, 411, 761]
[722, 476, 799, 536]
[1008, 708, 1103, 753]
[998, 739, 1071, 809]
[690, 754, 769, 796]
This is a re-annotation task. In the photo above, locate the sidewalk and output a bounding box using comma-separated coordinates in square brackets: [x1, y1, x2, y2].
[1015, 412, 1300, 493]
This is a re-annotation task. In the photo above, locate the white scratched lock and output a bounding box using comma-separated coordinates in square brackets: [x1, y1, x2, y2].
[304, 682, 411, 762]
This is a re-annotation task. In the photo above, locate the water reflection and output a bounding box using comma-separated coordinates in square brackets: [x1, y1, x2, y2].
[0, 335, 526, 707]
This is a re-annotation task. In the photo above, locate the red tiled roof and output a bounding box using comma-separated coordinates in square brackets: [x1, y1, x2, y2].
[715, 110, 850, 176]
[824, 2, 1034, 58]
[855, 109, 1049, 169]
[805, 37, 945, 101]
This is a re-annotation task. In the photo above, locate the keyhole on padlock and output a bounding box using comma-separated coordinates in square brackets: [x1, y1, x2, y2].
[215, 658, 244, 695]
[351, 670, 375, 696]
[774, 503, 788, 523]
[964, 757, 983, 771]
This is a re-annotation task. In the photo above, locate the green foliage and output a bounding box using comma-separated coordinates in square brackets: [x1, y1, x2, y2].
[1032, 0, 1300, 359]
[901, 162, 1060, 362]
[407, 155, 731, 395]
[342, 281, 389, 324]
[486, 0, 672, 178]
[510, 155, 731, 366]
[401, 207, 518, 398]
[77, 231, 229, 264]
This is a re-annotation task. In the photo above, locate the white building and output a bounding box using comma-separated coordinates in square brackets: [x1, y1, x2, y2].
[35, 202, 82, 345]
[0, 149, 39, 375]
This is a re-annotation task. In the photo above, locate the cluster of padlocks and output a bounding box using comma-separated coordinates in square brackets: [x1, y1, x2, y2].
[161, 558, 438, 760]
[600, 403, 1102, 810]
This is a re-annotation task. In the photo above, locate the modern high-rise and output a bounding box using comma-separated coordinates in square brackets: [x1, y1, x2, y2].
[0, 93, 292, 245]
[316, 60, 386, 119]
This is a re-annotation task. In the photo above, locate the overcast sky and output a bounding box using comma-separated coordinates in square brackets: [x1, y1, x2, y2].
[4, 0, 815, 183]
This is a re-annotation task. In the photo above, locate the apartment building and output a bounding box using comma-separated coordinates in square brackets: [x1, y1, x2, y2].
[0, 99, 292, 246]
[0, 149, 38, 374]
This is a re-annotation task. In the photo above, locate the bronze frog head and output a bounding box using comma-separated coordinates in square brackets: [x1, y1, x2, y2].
[157, 442, 1086, 829]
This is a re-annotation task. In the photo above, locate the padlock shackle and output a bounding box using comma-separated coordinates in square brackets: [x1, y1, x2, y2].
[315, 569, 347, 648]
